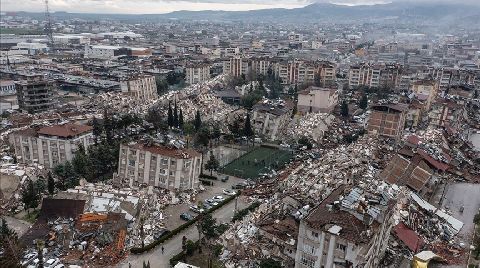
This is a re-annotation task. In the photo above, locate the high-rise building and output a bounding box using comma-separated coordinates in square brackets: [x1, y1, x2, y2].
[185, 63, 211, 84]
[120, 75, 158, 100]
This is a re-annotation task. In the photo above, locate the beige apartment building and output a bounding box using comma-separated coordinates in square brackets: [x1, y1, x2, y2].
[117, 142, 202, 190]
[185, 63, 211, 84]
[9, 123, 94, 168]
[120, 75, 158, 100]
[410, 79, 439, 110]
[367, 104, 408, 139]
[294, 186, 395, 268]
[297, 86, 338, 114]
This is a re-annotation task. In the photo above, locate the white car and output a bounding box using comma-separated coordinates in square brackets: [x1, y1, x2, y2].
[189, 205, 205, 214]
[212, 195, 225, 201]
[223, 189, 236, 196]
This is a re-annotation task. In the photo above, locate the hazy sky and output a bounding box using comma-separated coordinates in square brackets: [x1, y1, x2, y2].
[1, 0, 478, 14]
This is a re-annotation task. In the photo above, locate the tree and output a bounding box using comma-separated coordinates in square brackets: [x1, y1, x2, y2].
[196, 127, 210, 147]
[359, 94, 368, 109]
[103, 109, 114, 141]
[72, 144, 90, 178]
[21, 180, 40, 215]
[47, 172, 55, 195]
[155, 78, 169, 95]
[205, 152, 219, 175]
[185, 240, 196, 256]
[229, 120, 242, 137]
[194, 110, 202, 131]
[179, 109, 184, 130]
[291, 104, 297, 118]
[167, 101, 174, 128]
[243, 113, 254, 139]
[173, 101, 179, 128]
[340, 100, 349, 118]
[200, 213, 217, 240]
[92, 117, 102, 143]
[260, 258, 282, 268]
[294, 83, 298, 101]
[0, 218, 23, 268]
[314, 73, 321, 87]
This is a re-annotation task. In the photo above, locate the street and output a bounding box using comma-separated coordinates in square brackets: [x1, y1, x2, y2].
[119, 194, 247, 268]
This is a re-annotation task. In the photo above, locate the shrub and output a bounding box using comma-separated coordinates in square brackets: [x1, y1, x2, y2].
[199, 173, 218, 180]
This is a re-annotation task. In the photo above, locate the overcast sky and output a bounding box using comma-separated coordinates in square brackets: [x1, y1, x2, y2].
[1, 0, 478, 14]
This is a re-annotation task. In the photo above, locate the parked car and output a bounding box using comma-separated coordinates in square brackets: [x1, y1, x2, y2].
[189, 205, 205, 214]
[223, 189, 236, 196]
[212, 195, 225, 201]
[202, 202, 213, 210]
[153, 229, 171, 240]
[232, 183, 245, 189]
[180, 213, 194, 221]
[205, 199, 219, 206]
[221, 176, 229, 182]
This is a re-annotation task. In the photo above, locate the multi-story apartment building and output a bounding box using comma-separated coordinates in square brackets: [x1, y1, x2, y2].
[223, 57, 249, 77]
[294, 186, 395, 268]
[8, 123, 94, 168]
[410, 79, 439, 110]
[252, 101, 291, 141]
[0, 80, 18, 113]
[185, 63, 211, 84]
[297, 86, 338, 114]
[367, 104, 408, 139]
[348, 63, 401, 89]
[117, 142, 202, 190]
[120, 75, 158, 100]
[15, 79, 57, 113]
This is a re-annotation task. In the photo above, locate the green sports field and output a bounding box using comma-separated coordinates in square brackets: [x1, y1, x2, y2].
[222, 146, 293, 179]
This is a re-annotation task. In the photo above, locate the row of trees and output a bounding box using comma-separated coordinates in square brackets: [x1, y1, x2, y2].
[0, 218, 23, 267]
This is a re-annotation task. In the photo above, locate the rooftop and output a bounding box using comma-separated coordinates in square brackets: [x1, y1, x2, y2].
[125, 142, 201, 159]
[37, 123, 93, 138]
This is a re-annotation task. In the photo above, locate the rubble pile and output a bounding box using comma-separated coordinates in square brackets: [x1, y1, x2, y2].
[285, 113, 335, 142]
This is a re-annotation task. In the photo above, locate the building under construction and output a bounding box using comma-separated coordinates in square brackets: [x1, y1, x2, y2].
[15, 79, 57, 113]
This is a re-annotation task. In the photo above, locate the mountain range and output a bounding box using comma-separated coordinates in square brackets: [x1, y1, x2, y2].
[12, 2, 480, 26]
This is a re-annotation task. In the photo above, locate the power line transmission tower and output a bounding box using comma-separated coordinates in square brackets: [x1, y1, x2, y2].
[44, 0, 55, 50]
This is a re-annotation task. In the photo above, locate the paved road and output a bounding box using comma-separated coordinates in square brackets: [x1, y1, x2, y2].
[120, 196, 247, 268]
[439, 183, 480, 268]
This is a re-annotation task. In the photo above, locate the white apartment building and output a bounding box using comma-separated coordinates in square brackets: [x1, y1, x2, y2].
[185, 64, 211, 84]
[117, 143, 202, 190]
[294, 186, 395, 268]
[120, 75, 158, 100]
[8, 124, 94, 168]
[84, 45, 126, 59]
[297, 86, 338, 114]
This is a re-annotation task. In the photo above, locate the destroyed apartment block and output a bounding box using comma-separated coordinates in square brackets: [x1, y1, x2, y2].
[294, 185, 398, 268]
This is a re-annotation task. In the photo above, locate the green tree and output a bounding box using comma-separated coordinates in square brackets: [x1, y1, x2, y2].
[340, 100, 349, 118]
[0, 218, 23, 268]
[243, 113, 254, 139]
[21, 180, 40, 214]
[205, 152, 219, 175]
[298, 136, 313, 150]
[167, 101, 174, 128]
[72, 144, 90, 178]
[103, 109, 114, 141]
[291, 103, 297, 118]
[194, 110, 202, 131]
[47, 172, 55, 195]
[294, 83, 298, 101]
[196, 127, 210, 147]
[92, 117, 103, 143]
[173, 101, 179, 128]
[155, 78, 169, 95]
[359, 94, 368, 109]
[179, 109, 184, 130]
[259, 258, 282, 268]
[200, 213, 217, 240]
[185, 240, 196, 256]
[314, 73, 321, 87]
[229, 120, 242, 137]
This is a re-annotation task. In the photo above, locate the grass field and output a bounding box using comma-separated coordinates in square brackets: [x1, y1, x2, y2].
[222, 146, 292, 179]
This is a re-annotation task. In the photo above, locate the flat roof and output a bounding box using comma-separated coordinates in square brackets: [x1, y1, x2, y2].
[125, 143, 201, 159]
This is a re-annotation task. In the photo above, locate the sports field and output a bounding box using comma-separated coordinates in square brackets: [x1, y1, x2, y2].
[222, 146, 293, 179]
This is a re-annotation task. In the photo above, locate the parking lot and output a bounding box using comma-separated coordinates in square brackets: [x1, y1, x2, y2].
[163, 173, 246, 230]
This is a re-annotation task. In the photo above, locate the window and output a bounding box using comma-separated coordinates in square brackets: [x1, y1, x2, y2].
[161, 159, 168, 165]
[312, 231, 318, 238]
[336, 243, 346, 252]
[159, 169, 167, 175]
[301, 254, 315, 268]
[129, 159, 136, 166]
[169, 171, 175, 176]
[303, 244, 316, 255]
[171, 160, 176, 165]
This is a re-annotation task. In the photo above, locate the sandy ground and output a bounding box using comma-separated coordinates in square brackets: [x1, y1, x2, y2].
[0, 174, 20, 201]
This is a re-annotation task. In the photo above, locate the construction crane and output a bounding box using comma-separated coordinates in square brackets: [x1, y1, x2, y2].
[44, 0, 55, 50]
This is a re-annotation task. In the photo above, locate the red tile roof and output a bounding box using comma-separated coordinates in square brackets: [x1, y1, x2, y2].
[37, 124, 93, 138]
[394, 222, 424, 252]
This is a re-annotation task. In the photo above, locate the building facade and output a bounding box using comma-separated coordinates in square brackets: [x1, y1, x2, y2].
[252, 101, 291, 141]
[15, 79, 57, 113]
[297, 86, 338, 114]
[8, 124, 94, 168]
[120, 75, 158, 100]
[367, 104, 407, 139]
[185, 63, 211, 84]
[117, 143, 202, 190]
[294, 186, 395, 268]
